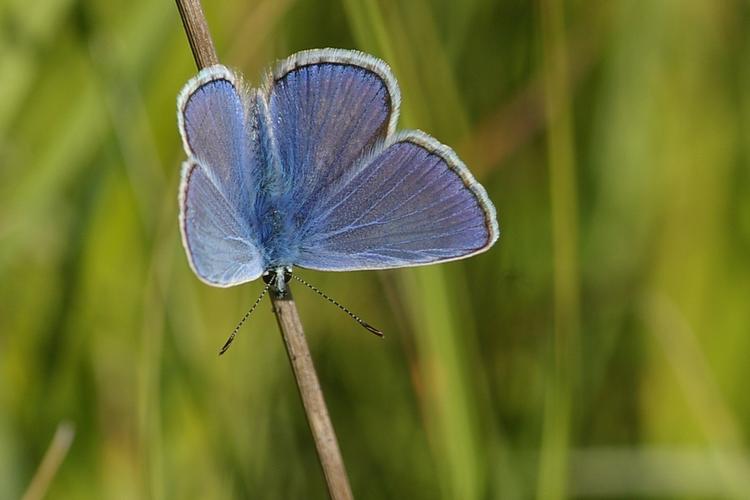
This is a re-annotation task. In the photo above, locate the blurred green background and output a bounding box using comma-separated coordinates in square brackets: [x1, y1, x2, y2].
[2, 0, 750, 498]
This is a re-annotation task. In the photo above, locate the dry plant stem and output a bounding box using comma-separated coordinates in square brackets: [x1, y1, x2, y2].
[174, 1, 354, 498]
[21, 422, 75, 500]
[175, 0, 219, 68]
[272, 293, 354, 500]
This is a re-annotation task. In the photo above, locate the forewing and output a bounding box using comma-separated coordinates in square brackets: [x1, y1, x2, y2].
[178, 65, 260, 213]
[295, 131, 499, 271]
[177, 65, 265, 285]
[263, 49, 400, 215]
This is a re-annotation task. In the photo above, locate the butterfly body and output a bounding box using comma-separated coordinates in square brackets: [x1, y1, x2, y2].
[177, 49, 498, 289]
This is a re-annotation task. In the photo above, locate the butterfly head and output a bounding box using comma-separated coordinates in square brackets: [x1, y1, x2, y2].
[262, 266, 293, 297]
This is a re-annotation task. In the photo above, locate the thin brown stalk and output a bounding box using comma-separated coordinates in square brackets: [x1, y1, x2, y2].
[21, 422, 75, 500]
[271, 293, 354, 499]
[174, 1, 354, 498]
[175, 0, 218, 68]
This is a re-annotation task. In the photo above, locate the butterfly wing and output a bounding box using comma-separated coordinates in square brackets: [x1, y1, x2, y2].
[262, 49, 400, 242]
[294, 130, 499, 270]
[262, 50, 496, 270]
[177, 66, 265, 286]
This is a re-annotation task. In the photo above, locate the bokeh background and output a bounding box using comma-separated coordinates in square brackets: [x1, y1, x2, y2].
[2, 0, 750, 498]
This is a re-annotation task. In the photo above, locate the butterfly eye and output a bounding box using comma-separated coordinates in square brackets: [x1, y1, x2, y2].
[283, 267, 293, 283]
[261, 271, 274, 285]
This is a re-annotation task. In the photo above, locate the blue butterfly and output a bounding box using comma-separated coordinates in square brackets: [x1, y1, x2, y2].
[177, 48, 499, 326]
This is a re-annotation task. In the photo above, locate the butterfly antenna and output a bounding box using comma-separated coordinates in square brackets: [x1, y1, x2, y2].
[219, 284, 270, 355]
[292, 275, 384, 338]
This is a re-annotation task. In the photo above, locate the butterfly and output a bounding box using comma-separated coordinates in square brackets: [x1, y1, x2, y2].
[177, 49, 499, 342]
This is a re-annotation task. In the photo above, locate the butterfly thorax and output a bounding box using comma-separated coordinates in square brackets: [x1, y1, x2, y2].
[251, 174, 301, 269]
